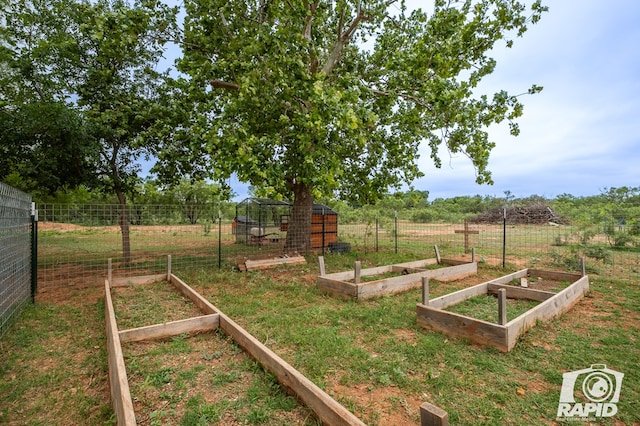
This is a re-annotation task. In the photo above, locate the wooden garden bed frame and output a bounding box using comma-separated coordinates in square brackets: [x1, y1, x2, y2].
[317, 247, 477, 300]
[416, 268, 589, 352]
[104, 256, 366, 426]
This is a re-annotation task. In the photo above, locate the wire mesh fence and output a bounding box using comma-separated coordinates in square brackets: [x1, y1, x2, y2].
[36, 203, 640, 294]
[0, 182, 33, 338]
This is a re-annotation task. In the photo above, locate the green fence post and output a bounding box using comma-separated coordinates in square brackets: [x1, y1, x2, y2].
[218, 210, 222, 269]
[502, 207, 506, 269]
[375, 214, 379, 252]
[30, 202, 38, 303]
[394, 210, 398, 254]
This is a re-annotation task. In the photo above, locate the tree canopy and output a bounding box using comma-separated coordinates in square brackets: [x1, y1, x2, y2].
[1, 0, 179, 261]
[171, 0, 547, 251]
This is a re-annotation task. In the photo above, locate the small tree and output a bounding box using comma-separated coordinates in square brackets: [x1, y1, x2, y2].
[2, 0, 178, 263]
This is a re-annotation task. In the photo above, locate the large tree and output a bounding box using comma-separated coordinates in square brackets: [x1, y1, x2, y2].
[176, 0, 546, 253]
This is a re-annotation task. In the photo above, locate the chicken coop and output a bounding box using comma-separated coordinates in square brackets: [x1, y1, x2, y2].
[234, 198, 338, 249]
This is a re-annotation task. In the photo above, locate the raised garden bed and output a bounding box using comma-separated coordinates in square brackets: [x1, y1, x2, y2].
[317, 252, 477, 300]
[104, 256, 367, 425]
[416, 268, 589, 352]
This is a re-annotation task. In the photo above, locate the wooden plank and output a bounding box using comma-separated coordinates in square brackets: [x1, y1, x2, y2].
[440, 258, 472, 266]
[104, 280, 137, 426]
[487, 283, 556, 302]
[321, 265, 392, 281]
[424, 262, 477, 282]
[393, 258, 439, 269]
[488, 268, 529, 284]
[423, 268, 524, 309]
[356, 263, 478, 300]
[244, 256, 306, 271]
[317, 277, 358, 299]
[168, 273, 365, 426]
[527, 268, 581, 282]
[111, 274, 166, 287]
[426, 282, 489, 310]
[505, 275, 589, 351]
[118, 314, 220, 343]
[416, 304, 508, 352]
[311, 223, 338, 232]
[420, 401, 449, 426]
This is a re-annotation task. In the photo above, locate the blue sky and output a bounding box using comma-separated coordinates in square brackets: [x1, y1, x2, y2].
[407, 0, 640, 200]
[160, 1, 640, 202]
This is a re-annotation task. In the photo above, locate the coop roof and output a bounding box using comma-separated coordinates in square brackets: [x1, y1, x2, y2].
[235, 215, 256, 224]
[312, 204, 337, 215]
[237, 198, 337, 215]
[238, 197, 291, 207]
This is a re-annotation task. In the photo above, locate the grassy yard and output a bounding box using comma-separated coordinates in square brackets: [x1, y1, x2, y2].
[1, 251, 639, 425]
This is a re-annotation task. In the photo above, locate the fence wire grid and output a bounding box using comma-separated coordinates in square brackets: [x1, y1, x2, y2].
[0, 183, 33, 338]
[35, 203, 640, 295]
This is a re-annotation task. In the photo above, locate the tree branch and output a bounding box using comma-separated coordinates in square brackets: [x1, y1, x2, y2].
[303, 1, 319, 41]
[365, 83, 434, 112]
[219, 11, 233, 39]
[322, 10, 369, 76]
[304, 1, 320, 73]
[210, 79, 239, 90]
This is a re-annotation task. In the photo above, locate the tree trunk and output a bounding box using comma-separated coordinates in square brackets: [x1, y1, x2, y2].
[115, 188, 132, 265]
[285, 182, 313, 254]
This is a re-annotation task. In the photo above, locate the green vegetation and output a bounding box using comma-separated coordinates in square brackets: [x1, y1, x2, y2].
[1, 255, 639, 425]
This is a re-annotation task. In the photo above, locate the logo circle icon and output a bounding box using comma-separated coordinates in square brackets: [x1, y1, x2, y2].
[582, 371, 614, 402]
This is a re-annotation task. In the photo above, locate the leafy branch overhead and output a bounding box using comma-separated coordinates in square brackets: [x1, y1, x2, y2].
[177, 0, 547, 204]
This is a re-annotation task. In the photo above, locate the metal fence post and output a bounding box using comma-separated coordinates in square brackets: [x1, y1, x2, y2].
[502, 207, 507, 268]
[218, 210, 222, 269]
[375, 214, 379, 252]
[31, 202, 38, 303]
[321, 208, 326, 256]
[394, 210, 398, 254]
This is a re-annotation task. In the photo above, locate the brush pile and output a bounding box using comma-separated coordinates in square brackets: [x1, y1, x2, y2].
[469, 203, 569, 225]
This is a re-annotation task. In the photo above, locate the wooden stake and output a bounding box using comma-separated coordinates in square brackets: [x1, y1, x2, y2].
[108, 258, 112, 288]
[498, 288, 507, 325]
[581, 257, 586, 276]
[422, 277, 430, 306]
[318, 256, 326, 276]
[167, 254, 172, 282]
[471, 247, 476, 263]
[354, 261, 361, 284]
[434, 245, 441, 264]
[420, 401, 449, 426]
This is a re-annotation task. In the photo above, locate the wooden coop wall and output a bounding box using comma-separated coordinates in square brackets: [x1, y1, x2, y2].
[311, 212, 338, 249]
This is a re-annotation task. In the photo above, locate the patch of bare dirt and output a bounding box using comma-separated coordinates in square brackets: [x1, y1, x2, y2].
[331, 382, 423, 425]
[38, 222, 89, 232]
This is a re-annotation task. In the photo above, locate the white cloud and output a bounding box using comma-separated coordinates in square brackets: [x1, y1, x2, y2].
[409, 0, 640, 200]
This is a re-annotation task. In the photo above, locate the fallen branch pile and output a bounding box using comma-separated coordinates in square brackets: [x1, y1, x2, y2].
[469, 204, 569, 225]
